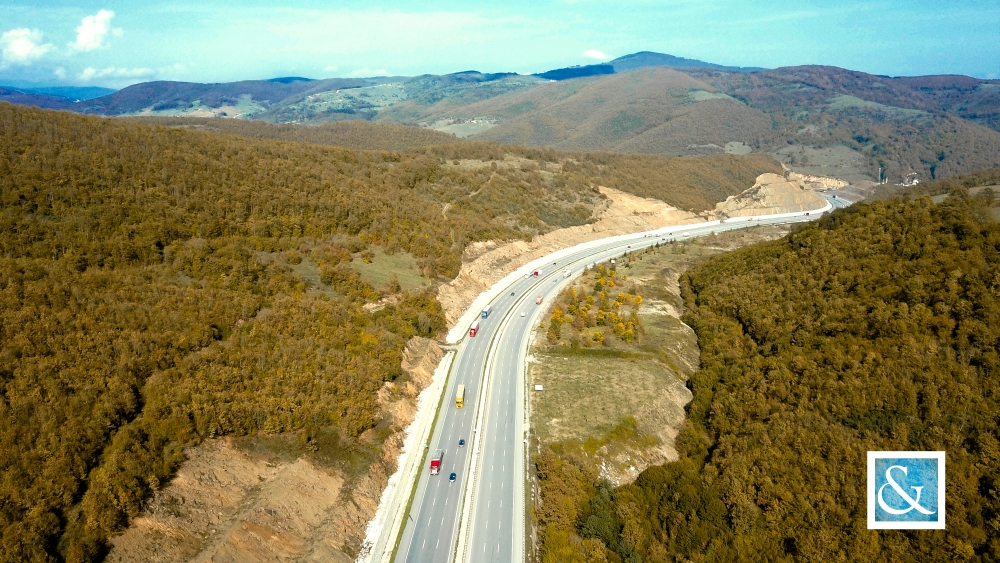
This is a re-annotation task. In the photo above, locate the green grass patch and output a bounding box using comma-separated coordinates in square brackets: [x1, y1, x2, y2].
[352, 247, 429, 291]
[827, 94, 928, 120]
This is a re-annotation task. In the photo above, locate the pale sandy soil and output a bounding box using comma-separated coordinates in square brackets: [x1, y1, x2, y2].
[713, 172, 829, 218]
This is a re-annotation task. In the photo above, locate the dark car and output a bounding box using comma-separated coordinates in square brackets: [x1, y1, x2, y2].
[449, 472, 457, 482]
[458, 439, 465, 447]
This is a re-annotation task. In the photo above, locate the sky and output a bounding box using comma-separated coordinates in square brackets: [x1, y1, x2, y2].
[1, 0, 998, 89]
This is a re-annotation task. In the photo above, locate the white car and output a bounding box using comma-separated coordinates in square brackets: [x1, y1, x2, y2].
[521, 312, 525, 317]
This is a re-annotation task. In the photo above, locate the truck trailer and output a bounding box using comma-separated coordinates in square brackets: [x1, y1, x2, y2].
[481, 305, 492, 318]
[430, 450, 443, 475]
[469, 320, 480, 337]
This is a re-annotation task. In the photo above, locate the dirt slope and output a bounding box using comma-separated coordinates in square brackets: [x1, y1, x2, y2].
[437, 185, 705, 325]
[106, 337, 442, 563]
[714, 172, 829, 217]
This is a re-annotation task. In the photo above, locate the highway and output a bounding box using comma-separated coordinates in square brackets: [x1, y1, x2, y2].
[393, 200, 839, 563]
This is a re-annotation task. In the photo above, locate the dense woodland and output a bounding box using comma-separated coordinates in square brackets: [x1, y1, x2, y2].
[127, 117, 464, 152]
[537, 193, 1000, 561]
[687, 68, 1000, 182]
[0, 103, 778, 561]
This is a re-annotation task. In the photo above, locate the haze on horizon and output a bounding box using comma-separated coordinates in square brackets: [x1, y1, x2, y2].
[1, 0, 998, 89]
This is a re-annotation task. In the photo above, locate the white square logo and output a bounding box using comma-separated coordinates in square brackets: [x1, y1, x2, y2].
[867, 451, 945, 529]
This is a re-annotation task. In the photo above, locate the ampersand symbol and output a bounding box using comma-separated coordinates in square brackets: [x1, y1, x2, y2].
[878, 465, 936, 515]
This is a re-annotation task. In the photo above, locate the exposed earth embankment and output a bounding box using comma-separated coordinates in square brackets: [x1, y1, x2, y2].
[106, 338, 442, 563]
[439, 172, 834, 325]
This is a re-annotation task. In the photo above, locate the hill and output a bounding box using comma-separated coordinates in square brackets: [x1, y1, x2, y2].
[270, 71, 543, 125]
[685, 65, 1000, 180]
[522, 51, 764, 81]
[0, 86, 76, 110]
[534, 63, 616, 81]
[537, 193, 1000, 561]
[450, 68, 773, 154]
[3, 54, 997, 184]
[609, 51, 765, 73]
[126, 117, 464, 152]
[72, 77, 366, 118]
[0, 103, 779, 561]
[436, 66, 1000, 183]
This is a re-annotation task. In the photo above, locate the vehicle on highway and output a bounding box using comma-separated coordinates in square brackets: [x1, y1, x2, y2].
[456, 384, 465, 408]
[535, 295, 543, 304]
[430, 450, 443, 475]
[481, 305, 492, 318]
[520, 311, 525, 317]
[469, 320, 479, 337]
[458, 439, 465, 447]
[449, 472, 457, 482]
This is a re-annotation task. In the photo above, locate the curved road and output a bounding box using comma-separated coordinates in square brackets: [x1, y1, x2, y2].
[395, 199, 841, 563]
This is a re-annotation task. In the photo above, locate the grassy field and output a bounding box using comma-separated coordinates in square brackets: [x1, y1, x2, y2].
[528, 227, 790, 481]
[353, 248, 430, 291]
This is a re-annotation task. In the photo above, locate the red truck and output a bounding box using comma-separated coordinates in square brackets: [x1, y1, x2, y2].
[430, 449, 443, 475]
[535, 295, 543, 305]
[469, 320, 480, 337]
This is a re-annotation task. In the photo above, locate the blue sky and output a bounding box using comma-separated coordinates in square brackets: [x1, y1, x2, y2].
[1, 0, 998, 88]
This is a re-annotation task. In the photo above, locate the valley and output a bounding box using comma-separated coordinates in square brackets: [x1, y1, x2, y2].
[0, 14, 998, 560]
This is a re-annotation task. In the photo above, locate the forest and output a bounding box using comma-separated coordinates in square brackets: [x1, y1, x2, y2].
[0, 103, 778, 562]
[536, 192, 1000, 561]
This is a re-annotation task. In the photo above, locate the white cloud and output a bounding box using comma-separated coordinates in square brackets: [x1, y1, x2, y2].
[324, 65, 338, 72]
[159, 62, 187, 74]
[54, 66, 67, 79]
[0, 28, 54, 66]
[71, 10, 117, 52]
[78, 66, 152, 81]
[348, 67, 387, 77]
[583, 49, 611, 60]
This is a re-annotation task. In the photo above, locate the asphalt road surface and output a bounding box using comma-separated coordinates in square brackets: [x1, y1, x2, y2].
[395, 205, 836, 563]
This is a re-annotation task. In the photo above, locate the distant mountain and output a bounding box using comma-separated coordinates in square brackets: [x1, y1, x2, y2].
[610, 51, 766, 73]
[3, 53, 998, 184]
[70, 77, 366, 117]
[409, 64, 1000, 183]
[0, 85, 116, 101]
[266, 77, 314, 84]
[0, 86, 75, 109]
[458, 67, 773, 154]
[533, 64, 615, 81]
[529, 52, 765, 82]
